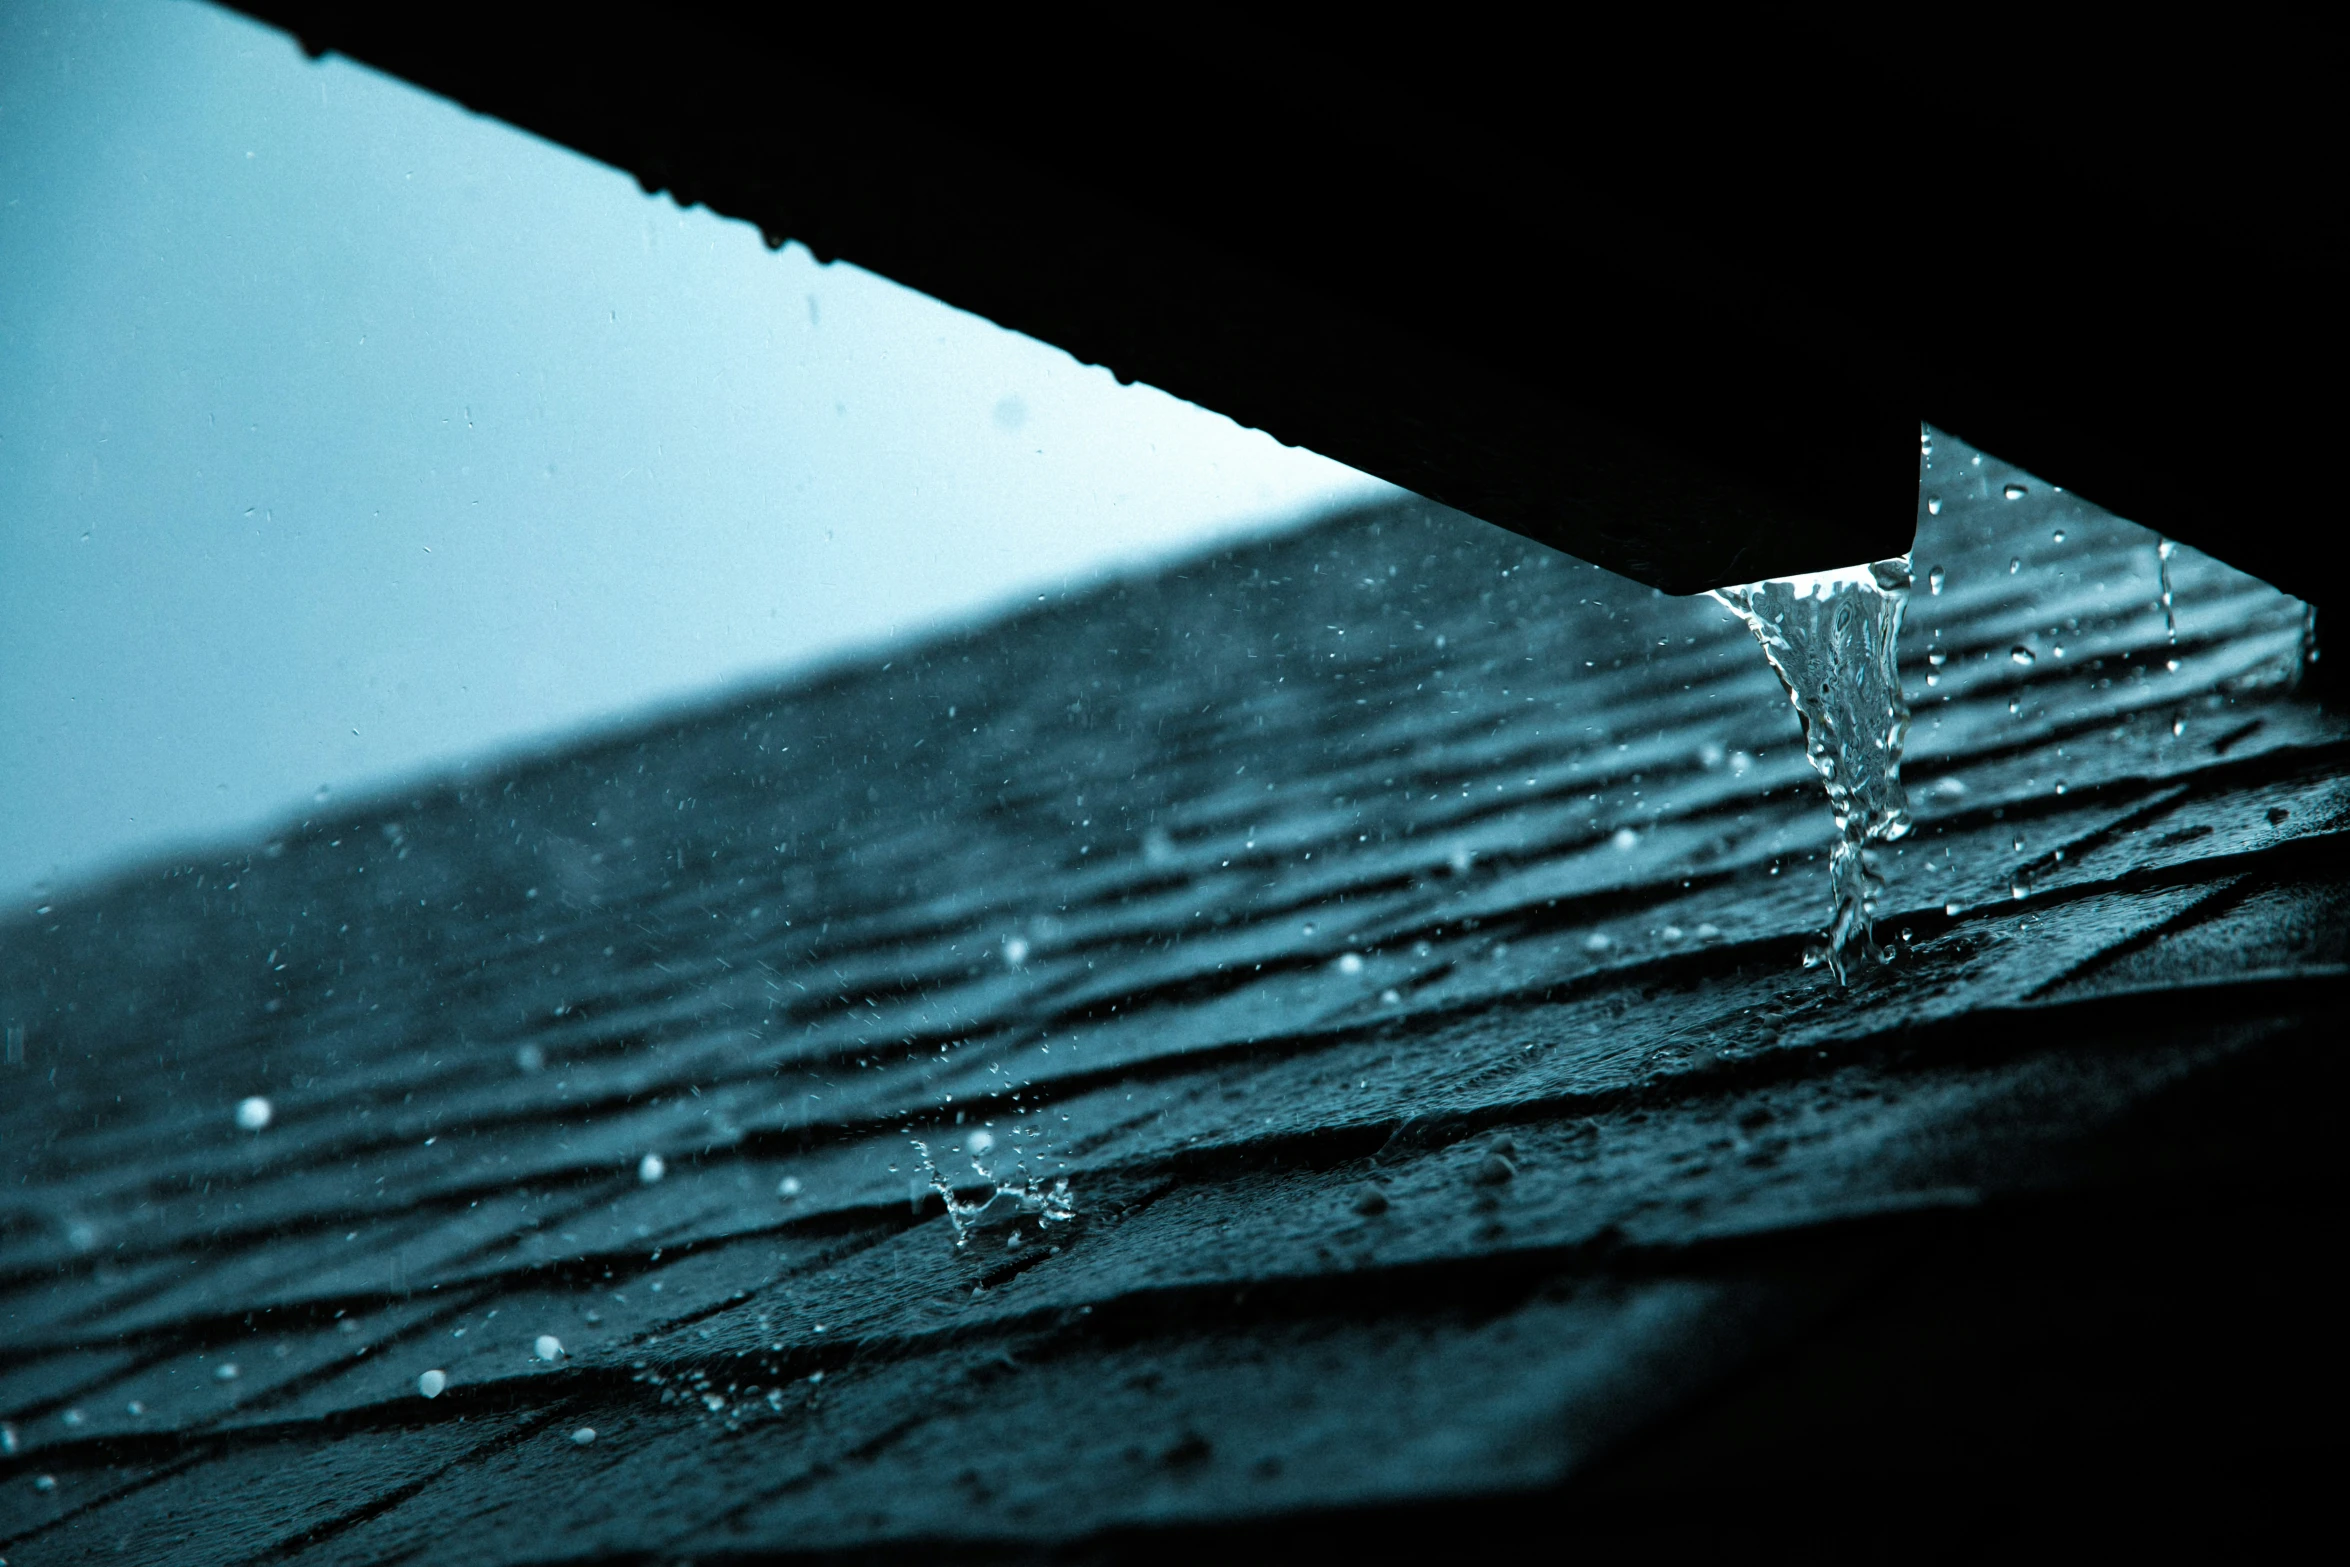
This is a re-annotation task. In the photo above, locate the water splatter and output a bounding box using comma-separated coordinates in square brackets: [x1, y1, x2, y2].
[2157, 538, 2179, 648]
[910, 1136, 1075, 1249]
[1713, 558, 1913, 984]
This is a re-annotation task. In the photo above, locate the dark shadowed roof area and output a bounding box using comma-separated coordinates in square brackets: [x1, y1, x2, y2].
[2, 438, 2343, 1559]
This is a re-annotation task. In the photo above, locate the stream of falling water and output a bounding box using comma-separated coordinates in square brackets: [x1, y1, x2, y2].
[1712, 558, 1914, 984]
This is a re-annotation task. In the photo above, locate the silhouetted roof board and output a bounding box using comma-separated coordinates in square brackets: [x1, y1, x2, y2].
[222, 7, 2344, 602]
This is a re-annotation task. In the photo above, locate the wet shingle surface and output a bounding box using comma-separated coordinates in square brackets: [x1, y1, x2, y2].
[3, 441, 2342, 1560]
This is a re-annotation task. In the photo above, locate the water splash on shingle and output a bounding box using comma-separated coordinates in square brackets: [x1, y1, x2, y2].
[910, 1136, 1076, 1249]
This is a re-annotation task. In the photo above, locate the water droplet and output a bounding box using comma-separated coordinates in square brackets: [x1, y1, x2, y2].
[571, 1427, 598, 1446]
[1335, 952, 1365, 976]
[214, 1362, 239, 1382]
[2171, 716, 2186, 737]
[637, 1153, 665, 1184]
[2010, 646, 2036, 666]
[34, 1473, 57, 1492]
[2052, 528, 2066, 543]
[1927, 650, 1947, 667]
[1349, 1184, 1390, 1215]
[2166, 658, 2180, 673]
[417, 1369, 447, 1398]
[313, 784, 332, 804]
[1927, 565, 1946, 595]
[1001, 935, 1031, 967]
[2008, 697, 2022, 716]
[1944, 901, 1962, 917]
[534, 1335, 564, 1362]
[235, 1096, 273, 1132]
[1610, 827, 1640, 852]
[2054, 779, 2068, 795]
[2052, 644, 2065, 658]
[1926, 495, 1942, 516]
[1300, 920, 1318, 936]
[0, 1422, 16, 1455]
[60, 1407, 84, 1428]
[701, 1393, 726, 1412]
[2008, 557, 2023, 575]
[2013, 833, 2025, 852]
[2011, 875, 2032, 900]
[965, 1128, 995, 1155]
[2003, 483, 2028, 500]
[514, 1043, 545, 1072]
[1583, 932, 1613, 952]
[777, 1175, 803, 1198]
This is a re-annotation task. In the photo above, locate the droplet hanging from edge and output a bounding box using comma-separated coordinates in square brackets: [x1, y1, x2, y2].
[418, 1369, 448, 1399]
[2003, 483, 2028, 500]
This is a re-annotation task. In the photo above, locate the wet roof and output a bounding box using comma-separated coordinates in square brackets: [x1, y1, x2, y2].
[2, 439, 2342, 1559]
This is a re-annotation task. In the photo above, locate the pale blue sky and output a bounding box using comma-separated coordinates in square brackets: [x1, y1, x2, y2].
[0, 1, 1385, 901]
